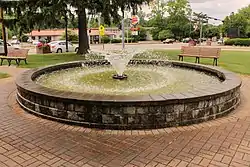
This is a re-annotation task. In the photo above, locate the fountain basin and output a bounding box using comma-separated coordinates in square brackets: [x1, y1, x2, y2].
[16, 60, 241, 129]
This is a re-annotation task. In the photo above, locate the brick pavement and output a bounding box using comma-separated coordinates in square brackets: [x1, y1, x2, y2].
[1, 66, 250, 167]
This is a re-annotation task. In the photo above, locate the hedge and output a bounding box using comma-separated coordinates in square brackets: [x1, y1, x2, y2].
[224, 38, 250, 46]
[101, 36, 111, 43]
[111, 38, 122, 43]
[71, 38, 138, 44]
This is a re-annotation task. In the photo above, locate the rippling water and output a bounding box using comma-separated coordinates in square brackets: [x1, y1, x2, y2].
[36, 65, 221, 96]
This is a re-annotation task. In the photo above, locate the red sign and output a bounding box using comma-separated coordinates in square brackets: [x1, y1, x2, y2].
[131, 15, 139, 26]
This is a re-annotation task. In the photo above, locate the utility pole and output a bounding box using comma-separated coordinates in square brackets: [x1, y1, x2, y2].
[122, 18, 125, 49]
[87, 15, 92, 45]
[98, 14, 101, 44]
[193, 12, 207, 45]
[0, 7, 7, 56]
[189, 13, 192, 37]
[126, 11, 129, 43]
[65, 12, 68, 52]
[199, 18, 203, 45]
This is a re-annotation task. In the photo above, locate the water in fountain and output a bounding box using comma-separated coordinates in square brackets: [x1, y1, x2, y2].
[36, 49, 222, 96]
[89, 49, 142, 77]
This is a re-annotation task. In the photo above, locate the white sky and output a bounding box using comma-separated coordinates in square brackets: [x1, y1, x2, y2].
[190, 0, 250, 23]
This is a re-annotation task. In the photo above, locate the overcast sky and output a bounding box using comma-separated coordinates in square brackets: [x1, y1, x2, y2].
[190, 0, 249, 22]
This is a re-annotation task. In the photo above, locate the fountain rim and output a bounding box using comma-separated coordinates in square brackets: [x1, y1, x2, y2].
[16, 60, 242, 104]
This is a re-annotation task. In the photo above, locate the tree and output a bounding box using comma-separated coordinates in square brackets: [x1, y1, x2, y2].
[222, 5, 250, 38]
[61, 30, 78, 41]
[67, 0, 153, 54]
[166, 0, 191, 40]
[203, 24, 220, 38]
[148, 0, 192, 40]
[158, 29, 174, 40]
[147, 0, 168, 40]
[222, 13, 248, 37]
[7, 0, 153, 54]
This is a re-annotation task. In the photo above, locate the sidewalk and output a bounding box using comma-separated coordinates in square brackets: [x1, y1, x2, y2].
[0, 66, 250, 166]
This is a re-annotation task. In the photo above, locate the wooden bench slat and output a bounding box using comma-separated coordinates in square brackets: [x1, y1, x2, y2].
[0, 48, 29, 66]
[178, 46, 221, 66]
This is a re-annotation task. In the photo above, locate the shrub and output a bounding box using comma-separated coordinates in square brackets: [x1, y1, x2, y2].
[126, 38, 138, 43]
[224, 38, 250, 46]
[101, 36, 111, 43]
[61, 30, 78, 41]
[71, 41, 79, 44]
[21, 35, 29, 42]
[158, 30, 174, 41]
[111, 38, 122, 43]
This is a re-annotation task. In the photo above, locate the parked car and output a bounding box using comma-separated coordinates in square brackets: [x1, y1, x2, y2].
[27, 38, 33, 43]
[0, 41, 16, 53]
[48, 41, 78, 53]
[217, 38, 224, 45]
[182, 38, 192, 43]
[162, 39, 175, 44]
[32, 40, 40, 45]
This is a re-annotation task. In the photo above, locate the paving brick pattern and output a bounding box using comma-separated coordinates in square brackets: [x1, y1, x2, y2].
[1, 66, 250, 167]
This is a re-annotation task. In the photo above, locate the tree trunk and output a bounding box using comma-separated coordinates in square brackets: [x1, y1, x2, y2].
[77, 8, 89, 55]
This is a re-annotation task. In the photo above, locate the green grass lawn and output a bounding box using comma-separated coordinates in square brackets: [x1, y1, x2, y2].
[0, 72, 10, 79]
[138, 50, 250, 75]
[2, 50, 250, 75]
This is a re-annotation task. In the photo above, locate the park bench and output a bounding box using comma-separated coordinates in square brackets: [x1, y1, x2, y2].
[0, 48, 29, 66]
[178, 46, 221, 66]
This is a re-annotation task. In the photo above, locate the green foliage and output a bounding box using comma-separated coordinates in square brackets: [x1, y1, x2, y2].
[150, 28, 161, 40]
[126, 38, 138, 43]
[21, 35, 28, 42]
[138, 27, 147, 41]
[222, 11, 249, 37]
[101, 36, 111, 43]
[61, 30, 78, 41]
[224, 38, 250, 46]
[148, 0, 191, 40]
[203, 25, 220, 38]
[158, 29, 174, 40]
[111, 38, 122, 43]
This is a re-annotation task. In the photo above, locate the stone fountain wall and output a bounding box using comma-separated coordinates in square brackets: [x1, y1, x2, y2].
[16, 60, 242, 130]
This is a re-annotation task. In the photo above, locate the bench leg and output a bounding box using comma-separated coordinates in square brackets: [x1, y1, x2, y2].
[7, 59, 11, 66]
[0, 58, 3, 66]
[24, 59, 27, 64]
[195, 57, 198, 63]
[179, 56, 183, 61]
[198, 57, 200, 64]
[213, 58, 218, 66]
[15, 59, 20, 66]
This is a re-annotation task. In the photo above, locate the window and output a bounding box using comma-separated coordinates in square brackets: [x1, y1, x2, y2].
[59, 42, 66, 45]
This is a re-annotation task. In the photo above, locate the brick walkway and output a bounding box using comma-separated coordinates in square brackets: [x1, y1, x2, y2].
[1, 66, 250, 167]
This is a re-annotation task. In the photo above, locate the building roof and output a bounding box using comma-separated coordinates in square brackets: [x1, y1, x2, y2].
[29, 28, 118, 37]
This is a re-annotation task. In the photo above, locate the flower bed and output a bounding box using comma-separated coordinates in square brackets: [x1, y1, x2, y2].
[36, 42, 51, 54]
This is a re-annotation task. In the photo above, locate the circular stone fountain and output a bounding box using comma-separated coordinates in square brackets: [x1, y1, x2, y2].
[16, 50, 241, 130]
